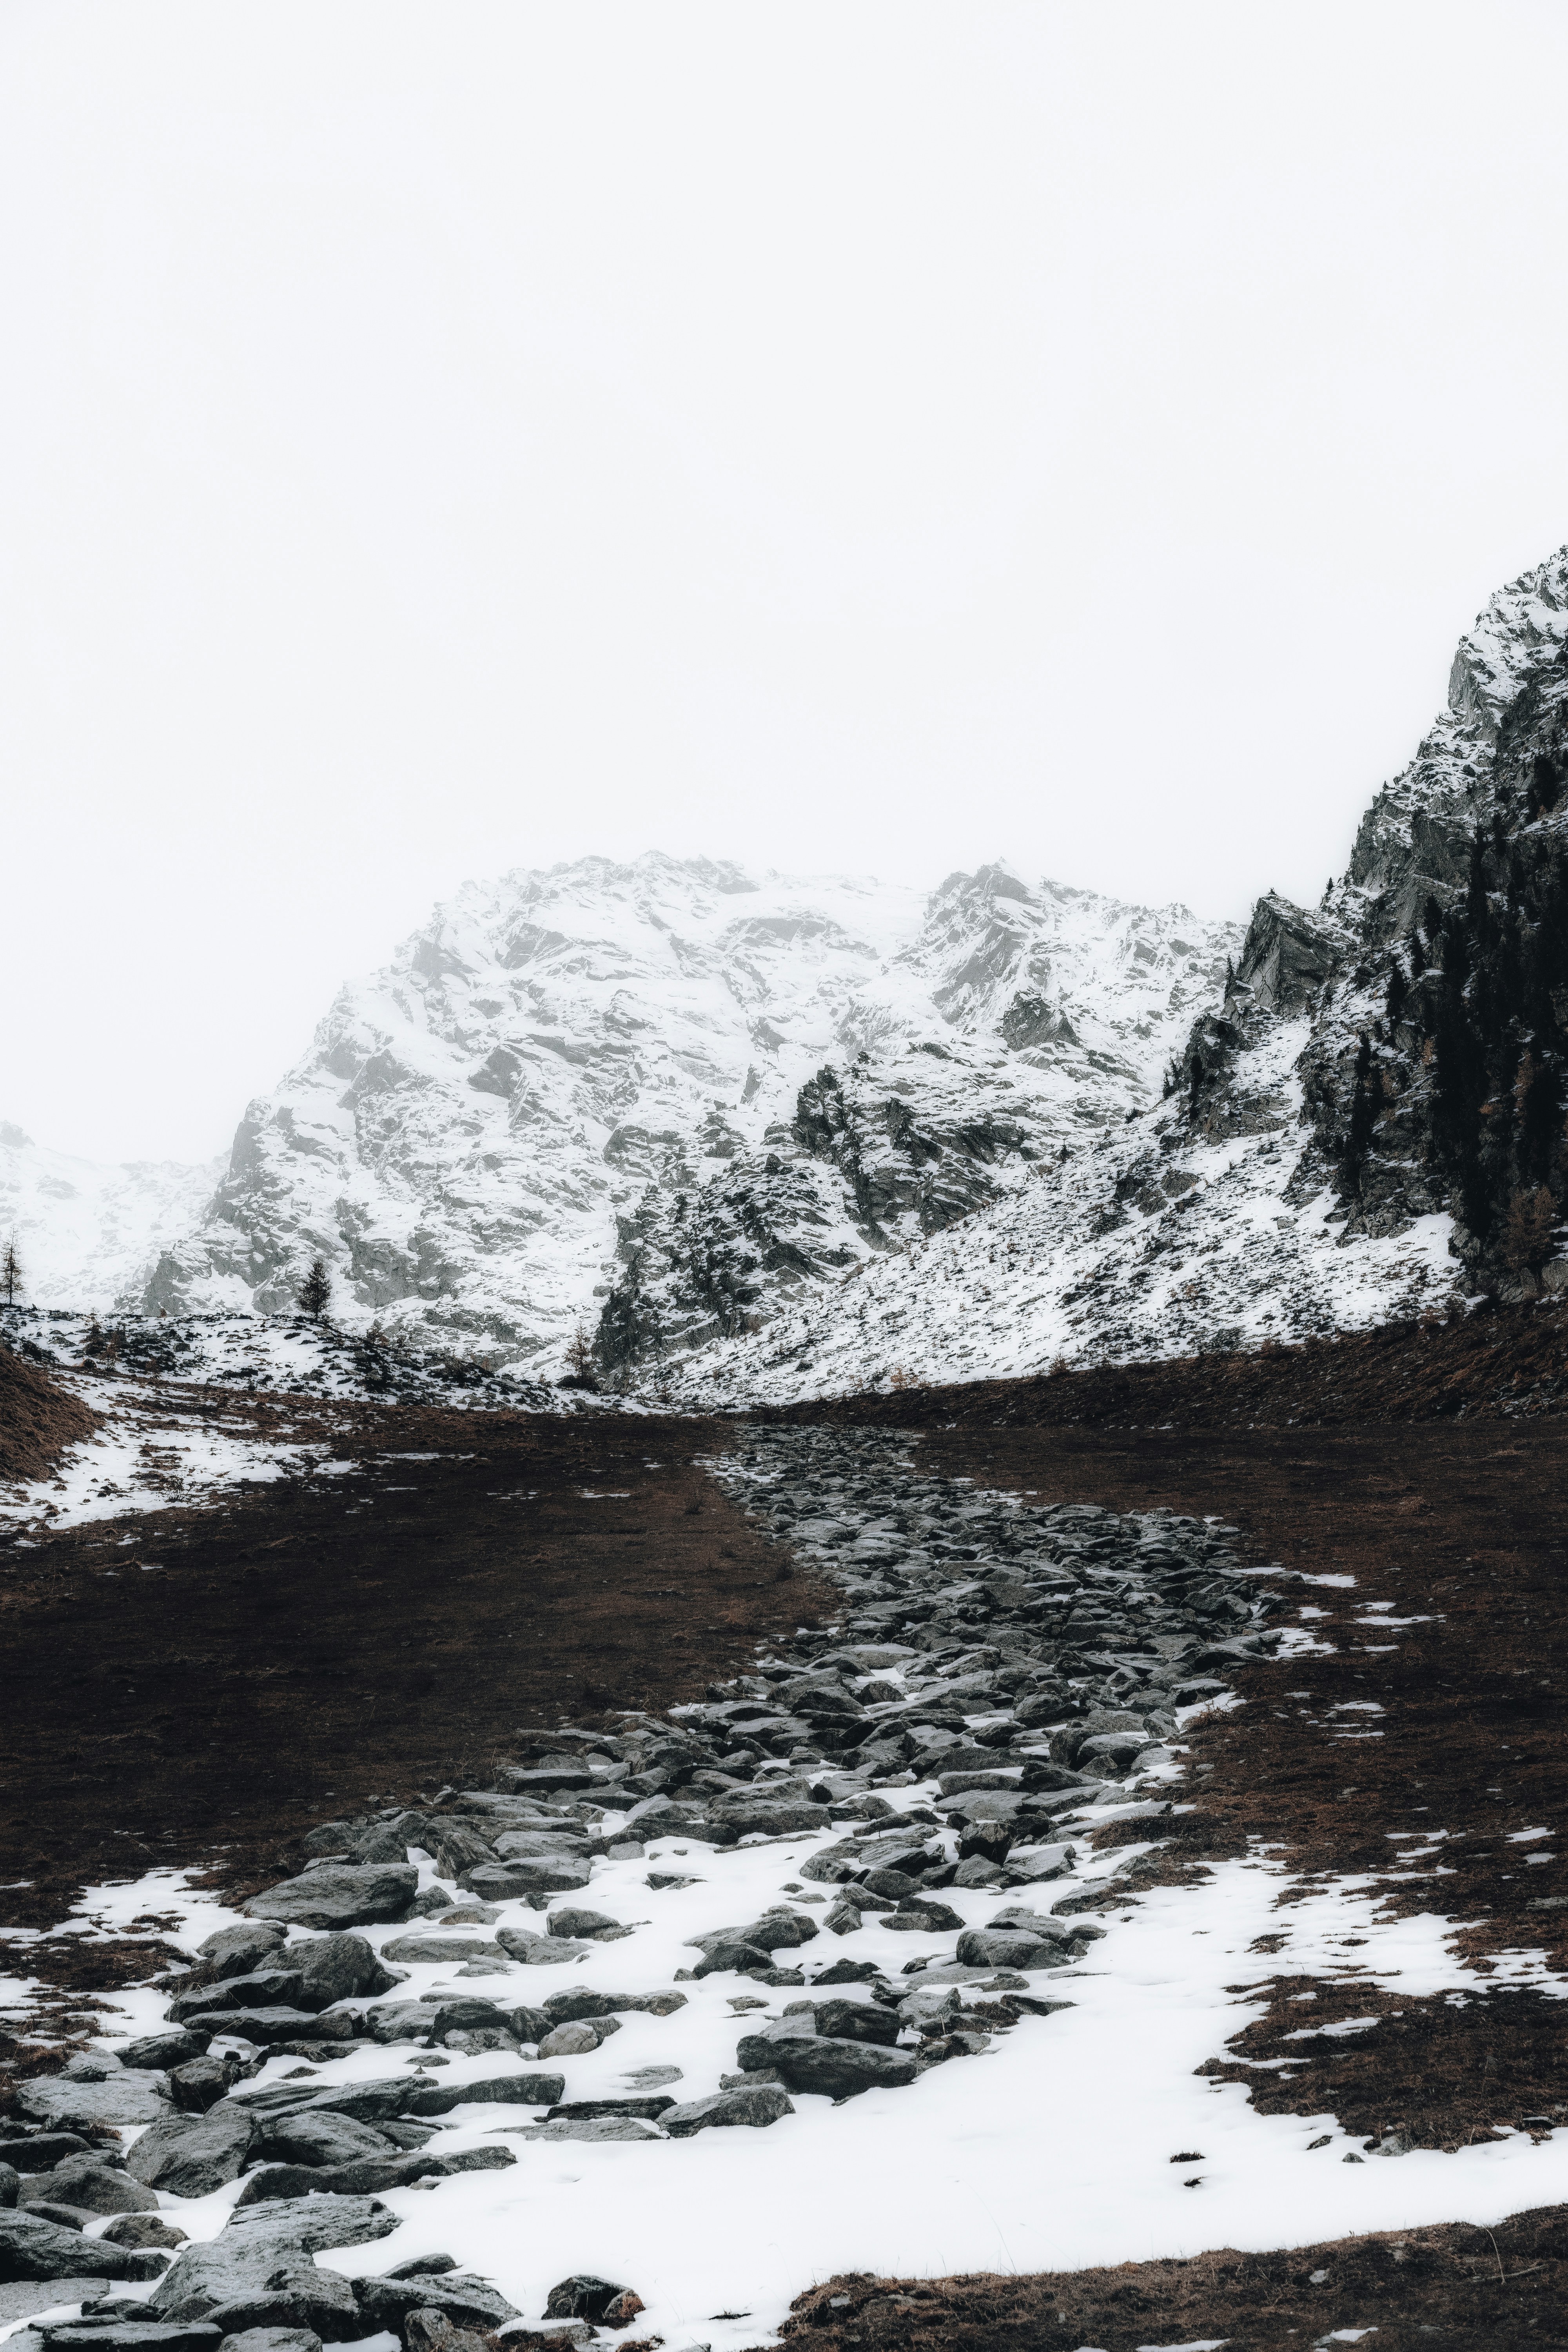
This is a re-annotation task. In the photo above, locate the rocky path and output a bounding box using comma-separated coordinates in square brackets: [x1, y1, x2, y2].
[4, 1428, 1564, 2352]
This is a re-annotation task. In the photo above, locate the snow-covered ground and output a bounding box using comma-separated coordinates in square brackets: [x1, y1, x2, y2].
[5, 1791, 1565, 2349]
[3, 1435, 1564, 2346]
[0, 1367, 354, 1534]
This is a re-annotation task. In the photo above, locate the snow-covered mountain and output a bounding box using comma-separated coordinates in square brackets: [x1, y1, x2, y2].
[664, 544, 1568, 1404]
[130, 857, 1240, 1365]
[0, 1124, 222, 1311]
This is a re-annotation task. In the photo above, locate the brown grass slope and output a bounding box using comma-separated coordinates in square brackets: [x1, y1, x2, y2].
[0, 1346, 99, 1482]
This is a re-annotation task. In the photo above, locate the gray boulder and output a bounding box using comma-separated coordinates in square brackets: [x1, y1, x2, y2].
[126, 2105, 256, 2198]
[40, 2327, 221, 2352]
[173, 2011, 338, 2050]
[759, 2036, 917, 2099]
[708, 1796, 832, 1838]
[353, 2277, 519, 2339]
[198, 1926, 289, 1979]
[379, 1937, 504, 1966]
[0, 2138, 91, 2176]
[402, 2072, 564, 2116]
[116, 2031, 211, 2072]
[168, 1974, 306, 2024]
[514, 2118, 661, 2142]
[18, 2077, 170, 2131]
[544, 1909, 630, 1943]
[660, 2088, 793, 2135]
[149, 2200, 398, 2327]
[287, 1936, 397, 2007]
[246, 1868, 417, 1931]
[464, 1859, 591, 1902]
[953, 1927, 1068, 1970]
[257, 2113, 392, 2169]
[101, 2219, 190, 2253]
[808, 1999, 901, 2047]
[490, 1830, 590, 1860]
[21, 2158, 157, 2217]
[218, 2332, 321, 2352]
[0, 2211, 163, 2283]
[691, 1940, 774, 1980]
[171, 2058, 243, 2116]
[233, 2159, 438, 2207]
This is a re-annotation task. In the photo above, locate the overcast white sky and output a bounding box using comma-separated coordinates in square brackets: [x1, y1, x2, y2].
[7, 1, 1568, 1161]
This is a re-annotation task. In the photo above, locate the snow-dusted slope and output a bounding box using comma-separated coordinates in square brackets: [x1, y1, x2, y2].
[135, 857, 1239, 1366]
[0, 1123, 222, 1310]
[663, 544, 1568, 1403]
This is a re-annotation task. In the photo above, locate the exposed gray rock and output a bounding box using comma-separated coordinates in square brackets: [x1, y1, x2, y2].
[755, 2036, 916, 2099]
[101, 2219, 189, 2253]
[256, 2113, 393, 2169]
[0, 2212, 164, 2283]
[18, 2078, 171, 2132]
[126, 2105, 257, 2198]
[40, 2326, 221, 2352]
[660, 2088, 793, 2135]
[245, 1869, 417, 1931]
[288, 1935, 397, 2006]
[198, 1926, 289, 1980]
[148, 2199, 398, 2326]
[217, 2330, 322, 2352]
[352, 2277, 519, 2339]
[116, 2031, 210, 2071]
[464, 1859, 592, 1902]
[20, 2159, 156, 2218]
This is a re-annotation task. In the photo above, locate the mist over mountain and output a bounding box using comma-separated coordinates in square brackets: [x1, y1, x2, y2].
[11, 544, 1568, 1404]
[115, 857, 1237, 1369]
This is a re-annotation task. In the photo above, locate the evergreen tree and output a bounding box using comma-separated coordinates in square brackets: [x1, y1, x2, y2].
[297, 1256, 333, 1318]
[0, 1234, 20, 1307]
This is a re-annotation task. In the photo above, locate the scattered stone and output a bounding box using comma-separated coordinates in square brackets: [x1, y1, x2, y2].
[100, 2220, 189, 2253]
[125, 2105, 257, 2199]
[171, 2058, 244, 2115]
[17, 2078, 171, 2132]
[116, 2031, 210, 2071]
[20, 2158, 157, 2218]
[0, 2212, 164, 2283]
[149, 2198, 399, 2327]
[216, 2330, 321, 2352]
[543, 2278, 636, 2327]
[544, 1909, 631, 1942]
[245, 1867, 417, 1931]
[660, 2089, 794, 2135]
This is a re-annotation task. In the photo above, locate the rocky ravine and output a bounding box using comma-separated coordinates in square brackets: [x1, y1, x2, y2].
[1, 1430, 1293, 2349]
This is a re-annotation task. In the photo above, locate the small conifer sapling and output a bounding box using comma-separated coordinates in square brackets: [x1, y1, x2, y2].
[298, 1256, 333, 1318]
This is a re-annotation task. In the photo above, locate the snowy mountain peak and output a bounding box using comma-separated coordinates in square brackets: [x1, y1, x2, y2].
[113, 855, 1237, 1365]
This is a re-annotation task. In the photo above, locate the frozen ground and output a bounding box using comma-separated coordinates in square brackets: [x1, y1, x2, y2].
[0, 1367, 353, 1535]
[2, 1431, 1564, 2348]
[4, 1790, 1566, 2348]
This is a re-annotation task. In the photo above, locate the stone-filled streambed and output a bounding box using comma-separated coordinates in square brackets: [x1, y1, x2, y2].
[4, 1428, 1567, 2352]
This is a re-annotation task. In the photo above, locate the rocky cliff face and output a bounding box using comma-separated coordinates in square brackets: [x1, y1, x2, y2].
[130, 856, 1238, 1369]
[660, 545, 1568, 1405]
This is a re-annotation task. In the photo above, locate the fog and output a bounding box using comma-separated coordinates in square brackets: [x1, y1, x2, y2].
[6, 1, 1568, 1159]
